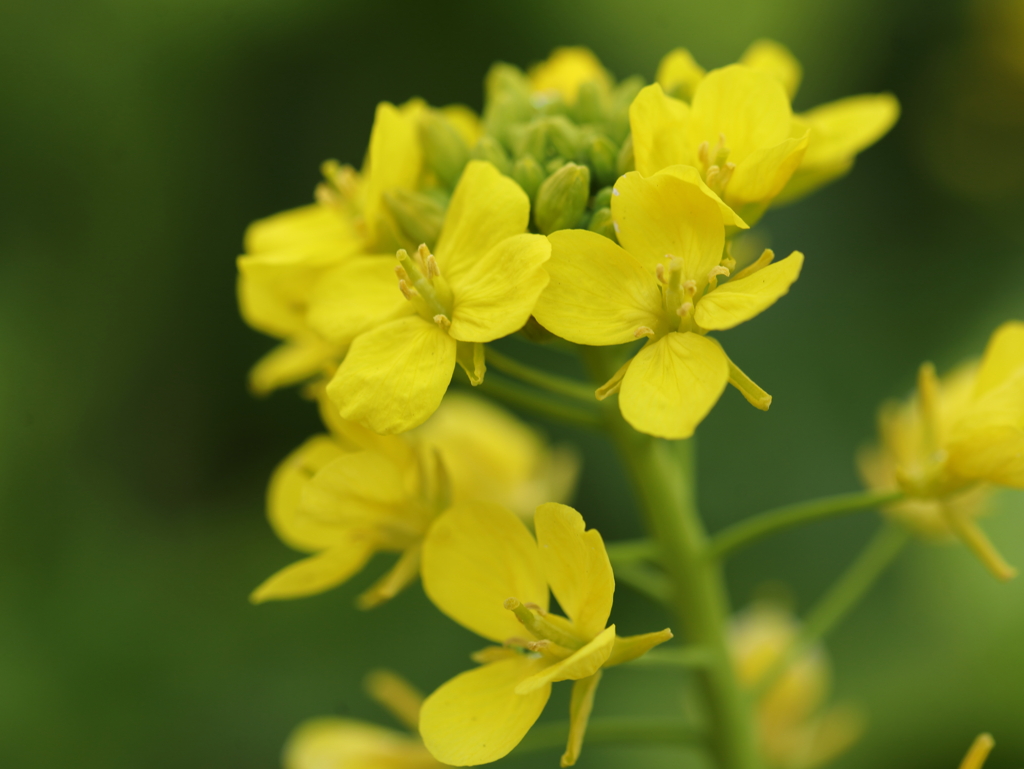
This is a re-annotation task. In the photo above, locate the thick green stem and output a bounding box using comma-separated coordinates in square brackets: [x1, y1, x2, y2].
[584, 348, 762, 769]
[708, 489, 905, 560]
[514, 716, 705, 753]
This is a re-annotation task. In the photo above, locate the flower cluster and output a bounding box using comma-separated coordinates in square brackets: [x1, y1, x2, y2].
[237, 38, 1019, 769]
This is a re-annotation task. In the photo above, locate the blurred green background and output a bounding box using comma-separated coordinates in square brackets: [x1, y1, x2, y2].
[2, 0, 1023, 767]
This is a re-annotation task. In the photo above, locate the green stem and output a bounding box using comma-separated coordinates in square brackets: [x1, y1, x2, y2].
[514, 716, 706, 754]
[624, 645, 717, 669]
[612, 559, 672, 605]
[605, 538, 657, 564]
[583, 347, 762, 769]
[754, 522, 908, 698]
[485, 346, 597, 403]
[708, 489, 904, 561]
[469, 372, 602, 429]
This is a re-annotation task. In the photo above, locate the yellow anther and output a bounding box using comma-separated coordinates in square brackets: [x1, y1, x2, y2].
[526, 639, 551, 652]
[677, 302, 694, 318]
[398, 279, 417, 300]
[425, 252, 441, 279]
[504, 597, 584, 650]
[707, 264, 731, 291]
[683, 279, 697, 297]
[635, 326, 655, 338]
[656, 263, 666, 284]
[433, 314, 451, 331]
[697, 140, 710, 168]
[523, 602, 546, 615]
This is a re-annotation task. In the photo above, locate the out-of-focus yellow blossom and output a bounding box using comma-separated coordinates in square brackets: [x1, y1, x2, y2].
[326, 161, 550, 434]
[528, 46, 613, 106]
[534, 168, 802, 439]
[285, 670, 442, 769]
[859, 321, 1024, 581]
[957, 734, 996, 769]
[631, 65, 809, 222]
[253, 389, 579, 605]
[419, 502, 672, 766]
[653, 41, 898, 208]
[730, 603, 862, 769]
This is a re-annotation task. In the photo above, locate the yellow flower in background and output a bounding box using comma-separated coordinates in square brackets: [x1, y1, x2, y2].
[631, 65, 810, 222]
[285, 670, 442, 769]
[253, 389, 579, 606]
[957, 734, 996, 769]
[654, 40, 899, 207]
[534, 167, 802, 439]
[327, 161, 550, 434]
[859, 321, 1024, 581]
[528, 46, 613, 105]
[730, 603, 862, 769]
[419, 502, 672, 766]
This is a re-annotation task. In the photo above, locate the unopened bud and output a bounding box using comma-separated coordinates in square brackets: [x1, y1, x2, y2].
[574, 80, 606, 124]
[588, 135, 619, 187]
[471, 136, 512, 176]
[608, 76, 644, 143]
[420, 112, 469, 190]
[587, 207, 616, 240]
[512, 156, 545, 203]
[534, 162, 590, 234]
[383, 189, 446, 251]
[617, 134, 635, 176]
[592, 186, 613, 210]
[545, 157, 566, 175]
[544, 116, 581, 160]
[483, 63, 534, 142]
[513, 119, 549, 163]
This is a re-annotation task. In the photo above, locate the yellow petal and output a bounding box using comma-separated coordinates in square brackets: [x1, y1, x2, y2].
[328, 315, 457, 434]
[456, 340, 486, 385]
[250, 542, 375, 603]
[244, 203, 358, 255]
[533, 229, 663, 345]
[959, 734, 996, 769]
[739, 39, 802, 99]
[441, 103, 482, 147]
[306, 255, 412, 346]
[362, 101, 424, 250]
[560, 671, 603, 767]
[727, 131, 809, 209]
[943, 507, 1018, 581]
[629, 83, 692, 177]
[688, 65, 793, 164]
[448, 233, 551, 343]
[656, 165, 749, 228]
[694, 251, 804, 331]
[312, 383, 417, 462]
[533, 503, 614, 640]
[974, 321, 1024, 398]
[363, 669, 426, 732]
[529, 47, 611, 103]
[655, 48, 705, 101]
[357, 545, 422, 609]
[947, 426, 1024, 489]
[726, 355, 773, 411]
[268, 435, 346, 552]
[611, 169, 725, 281]
[284, 717, 438, 769]
[619, 333, 730, 439]
[514, 625, 616, 694]
[603, 629, 675, 667]
[419, 655, 551, 766]
[248, 338, 336, 396]
[434, 161, 531, 285]
[421, 502, 548, 644]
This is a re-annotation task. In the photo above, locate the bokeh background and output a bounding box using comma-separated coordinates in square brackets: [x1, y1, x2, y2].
[2, 0, 1024, 767]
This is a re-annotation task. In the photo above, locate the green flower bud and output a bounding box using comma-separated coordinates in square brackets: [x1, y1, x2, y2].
[383, 189, 446, 250]
[471, 136, 512, 176]
[588, 135, 619, 187]
[534, 162, 590, 235]
[544, 116, 582, 160]
[483, 63, 534, 143]
[574, 80, 606, 125]
[587, 207, 616, 241]
[545, 157, 566, 175]
[420, 112, 469, 190]
[513, 119, 549, 163]
[608, 75, 645, 143]
[617, 134, 635, 176]
[592, 186, 613, 210]
[512, 156, 545, 203]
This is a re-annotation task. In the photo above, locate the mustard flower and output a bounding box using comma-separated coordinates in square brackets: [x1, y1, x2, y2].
[534, 167, 803, 439]
[654, 40, 899, 207]
[252, 391, 578, 606]
[859, 321, 1024, 580]
[285, 670, 442, 769]
[527, 46, 613, 106]
[326, 160, 550, 434]
[730, 603, 861, 769]
[419, 502, 672, 766]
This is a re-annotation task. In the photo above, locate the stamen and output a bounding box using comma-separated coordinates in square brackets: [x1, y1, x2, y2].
[707, 265, 731, 291]
[683, 279, 697, 297]
[504, 597, 584, 650]
[697, 140, 710, 168]
[433, 314, 451, 331]
[634, 326, 655, 338]
[425, 252, 441, 279]
[398, 279, 417, 300]
[523, 602, 546, 615]
[526, 639, 551, 652]
[655, 264, 666, 284]
[676, 302, 693, 318]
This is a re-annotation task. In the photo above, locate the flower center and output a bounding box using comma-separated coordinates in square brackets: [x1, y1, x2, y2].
[697, 133, 736, 197]
[636, 255, 731, 337]
[395, 244, 455, 330]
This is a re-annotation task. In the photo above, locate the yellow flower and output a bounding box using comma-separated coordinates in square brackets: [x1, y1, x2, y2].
[957, 734, 996, 769]
[253, 390, 579, 606]
[730, 603, 862, 769]
[418, 502, 672, 767]
[285, 670, 442, 769]
[528, 47, 613, 106]
[534, 167, 802, 439]
[859, 321, 1024, 580]
[653, 41, 899, 207]
[631, 65, 810, 222]
[326, 160, 551, 434]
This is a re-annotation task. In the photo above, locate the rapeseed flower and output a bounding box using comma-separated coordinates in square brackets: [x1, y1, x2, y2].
[534, 168, 802, 439]
[285, 670, 442, 769]
[252, 391, 578, 605]
[730, 603, 861, 769]
[528, 47, 613, 106]
[419, 502, 672, 766]
[326, 160, 550, 434]
[859, 321, 1024, 580]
